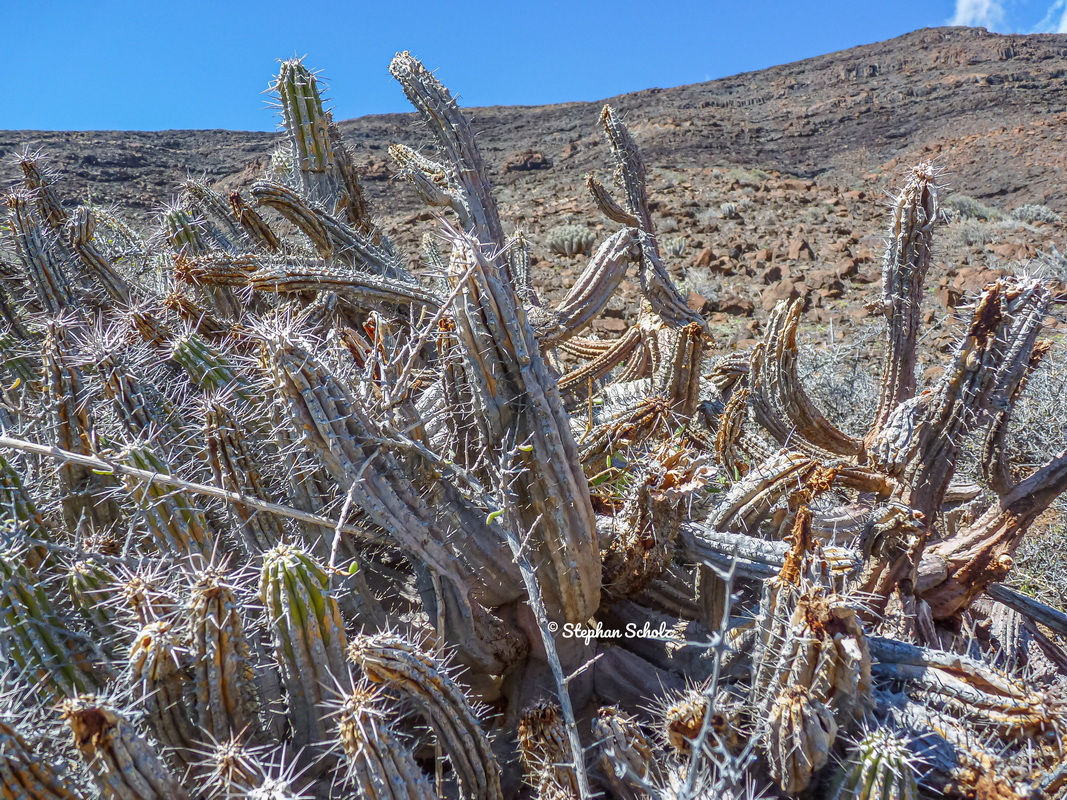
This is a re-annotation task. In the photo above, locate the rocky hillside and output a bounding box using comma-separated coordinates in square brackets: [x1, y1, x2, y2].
[5, 27, 1067, 213]
[2, 24, 1066, 350]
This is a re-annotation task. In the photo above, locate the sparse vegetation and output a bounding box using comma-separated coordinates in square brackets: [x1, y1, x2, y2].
[0, 53, 1065, 800]
[942, 192, 1004, 221]
[1011, 203, 1062, 224]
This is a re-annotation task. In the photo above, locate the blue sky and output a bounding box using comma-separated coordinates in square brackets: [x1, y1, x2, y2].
[1, 1, 1064, 131]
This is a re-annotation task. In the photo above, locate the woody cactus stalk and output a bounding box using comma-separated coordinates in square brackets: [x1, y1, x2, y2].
[0, 49, 1066, 800]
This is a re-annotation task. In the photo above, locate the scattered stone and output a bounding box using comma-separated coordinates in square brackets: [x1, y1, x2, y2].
[687, 290, 711, 315]
[835, 257, 859, 278]
[807, 270, 845, 298]
[719, 292, 755, 316]
[500, 150, 552, 173]
[761, 280, 800, 311]
[597, 317, 628, 334]
[693, 247, 716, 268]
[760, 265, 783, 284]
[787, 238, 815, 261]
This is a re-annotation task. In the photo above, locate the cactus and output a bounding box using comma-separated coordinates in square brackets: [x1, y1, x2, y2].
[337, 683, 436, 800]
[518, 701, 580, 799]
[829, 728, 920, 800]
[594, 706, 657, 800]
[187, 567, 261, 743]
[61, 696, 191, 800]
[348, 632, 502, 800]
[119, 444, 213, 558]
[0, 719, 82, 799]
[546, 223, 597, 257]
[0, 548, 100, 701]
[0, 51, 1065, 800]
[260, 544, 347, 751]
[66, 559, 125, 654]
[765, 685, 837, 795]
[127, 620, 200, 762]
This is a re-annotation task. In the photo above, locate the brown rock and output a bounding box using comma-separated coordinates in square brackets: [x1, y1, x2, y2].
[694, 247, 716, 268]
[761, 280, 800, 311]
[989, 242, 1035, 261]
[719, 292, 755, 316]
[729, 319, 762, 346]
[500, 150, 552, 173]
[713, 257, 738, 276]
[808, 269, 845, 298]
[936, 283, 961, 308]
[760, 265, 783, 284]
[598, 317, 628, 333]
[952, 266, 1001, 296]
[754, 247, 773, 262]
[787, 238, 815, 261]
[835, 257, 858, 278]
[687, 290, 710, 315]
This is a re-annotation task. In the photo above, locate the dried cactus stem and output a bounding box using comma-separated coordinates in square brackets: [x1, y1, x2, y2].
[348, 633, 503, 800]
[337, 685, 436, 800]
[62, 696, 192, 800]
[188, 569, 262, 743]
[867, 162, 939, 444]
[0, 720, 82, 799]
[128, 621, 200, 763]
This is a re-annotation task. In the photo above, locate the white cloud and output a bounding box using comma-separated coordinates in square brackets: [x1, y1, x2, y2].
[1033, 0, 1067, 32]
[949, 0, 1007, 29]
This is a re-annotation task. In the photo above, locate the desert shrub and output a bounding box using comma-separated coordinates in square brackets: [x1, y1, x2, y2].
[943, 193, 1004, 221]
[797, 324, 880, 438]
[943, 217, 1007, 247]
[1010, 203, 1062, 224]
[724, 166, 770, 186]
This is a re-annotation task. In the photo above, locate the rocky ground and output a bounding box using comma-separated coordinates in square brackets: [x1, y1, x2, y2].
[3, 24, 1067, 601]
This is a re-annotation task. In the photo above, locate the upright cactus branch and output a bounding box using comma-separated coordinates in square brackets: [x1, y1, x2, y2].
[866, 163, 939, 445]
[337, 684, 437, 800]
[128, 620, 200, 763]
[272, 59, 343, 212]
[518, 701, 581, 800]
[260, 544, 347, 751]
[187, 567, 262, 743]
[6, 194, 77, 313]
[0, 548, 100, 701]
[389, 53, 505, 251]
